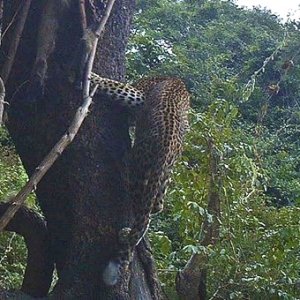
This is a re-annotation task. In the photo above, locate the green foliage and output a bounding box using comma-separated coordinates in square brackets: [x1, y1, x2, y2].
[208, 205, 300, 299]
[0, 0, 300, 297]
[131, 0, 300, 298]
[0, 127, 35, 290]
[0, 233, 27, 291]
[149, 101, 300, 298]
[0, 130, 27, 202]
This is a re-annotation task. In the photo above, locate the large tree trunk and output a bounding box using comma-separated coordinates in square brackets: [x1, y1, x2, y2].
[0, 1, 162, 298]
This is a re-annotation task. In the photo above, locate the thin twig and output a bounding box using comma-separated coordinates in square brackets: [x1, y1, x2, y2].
[1, 0, 32, 83]
[0, 76, 5, 125]
[0, 1, 116, 232]
[82, 0, 116, 99]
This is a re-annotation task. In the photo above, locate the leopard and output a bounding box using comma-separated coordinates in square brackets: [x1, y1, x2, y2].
[90, 72, 190, 285]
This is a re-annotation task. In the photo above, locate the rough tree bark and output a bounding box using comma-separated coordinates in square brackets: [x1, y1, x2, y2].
[0, 1, 162, 299]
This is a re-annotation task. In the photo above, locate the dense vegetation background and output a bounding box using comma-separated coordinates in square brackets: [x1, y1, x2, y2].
[1, 0, 299, 298]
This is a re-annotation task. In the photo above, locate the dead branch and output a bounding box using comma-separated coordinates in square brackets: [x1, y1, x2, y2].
[1, 0, 32, 83]
[82, 0, 116, 99]
[0, 1, 117, 232]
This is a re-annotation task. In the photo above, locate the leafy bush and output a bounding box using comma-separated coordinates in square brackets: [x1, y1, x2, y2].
[0, 127, 35, 290]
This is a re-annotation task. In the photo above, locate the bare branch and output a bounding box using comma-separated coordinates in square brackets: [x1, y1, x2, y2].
[0, 0, 116, 232]
[1, 0, 32, 83]
[82, 0, 116, 99]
